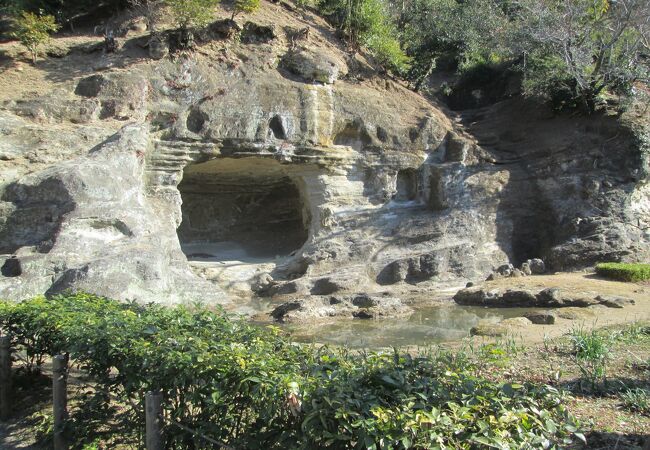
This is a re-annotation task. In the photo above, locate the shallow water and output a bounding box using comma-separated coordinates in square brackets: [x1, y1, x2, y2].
[284, 304, 543, 348]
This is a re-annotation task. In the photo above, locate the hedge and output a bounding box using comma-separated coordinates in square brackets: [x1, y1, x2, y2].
[0, 294, 585, 449]
[595, 262, 650, 282]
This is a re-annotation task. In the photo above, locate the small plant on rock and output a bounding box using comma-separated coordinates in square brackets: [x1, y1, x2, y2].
[231, 0, 260, 20]
[11, 11, 60, 63]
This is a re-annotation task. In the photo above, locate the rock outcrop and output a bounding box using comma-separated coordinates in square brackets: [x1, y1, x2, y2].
[270, 293, 412, 323]
[0, 1, 648, 306]
[454, 286, 635, 309]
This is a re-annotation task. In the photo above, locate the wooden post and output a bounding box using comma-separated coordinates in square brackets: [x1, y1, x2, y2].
[0, 336, 11, 421]
[145, 391, 164, 450]
[52, 354, 68, 450]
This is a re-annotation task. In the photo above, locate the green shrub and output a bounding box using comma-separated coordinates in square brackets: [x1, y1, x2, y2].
[595, 262, 650, 282]
[11, 11, 60, 63]
[0, 294, 586, 448]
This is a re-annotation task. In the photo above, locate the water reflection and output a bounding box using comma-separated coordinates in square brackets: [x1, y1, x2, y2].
[285, 305, 537, 348]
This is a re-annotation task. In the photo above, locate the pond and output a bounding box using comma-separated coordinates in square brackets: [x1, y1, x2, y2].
[282, 304, 543, 348]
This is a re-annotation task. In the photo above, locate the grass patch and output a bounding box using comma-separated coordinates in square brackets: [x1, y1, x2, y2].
[595, 262, 650, 282]
[619, 388, 650, 416]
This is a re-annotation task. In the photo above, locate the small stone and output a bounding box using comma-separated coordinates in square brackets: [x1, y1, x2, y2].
[526, 258, 546, 274]
[496, 263, 514, 277]
[596, 295, 635, 308]
[554, 307, 597, 320]
[470, 323, 508, 337]
[523, 311, 556, 325]
[520, 262, 532, 276]
[510, 268, 524, 277]
[536, 288, 565, 306]
[500, 317, 532, 328]
[501, 289, 538, 306]
[148, 34, 169, 60]
[465, 281, 474, 288]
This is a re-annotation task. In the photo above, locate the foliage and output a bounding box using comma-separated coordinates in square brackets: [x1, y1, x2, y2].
[595, 262, 650, 282]
[619, 388, 650, 416]
[516, 0, 650, 112]
[232, 0, 260, 19]
[0, 294, 586, 448]
[317, 0, 410, 73]
[400, 0, 513, 90]
[11, 11, 60, 63]
[163, 0, 219, 29]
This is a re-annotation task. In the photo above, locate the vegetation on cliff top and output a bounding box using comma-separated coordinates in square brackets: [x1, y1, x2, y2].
[3, 0, 648, 111]
[0, 293, 586, 448]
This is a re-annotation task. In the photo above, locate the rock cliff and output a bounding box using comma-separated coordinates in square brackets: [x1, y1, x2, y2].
[0, 2, 648, 306]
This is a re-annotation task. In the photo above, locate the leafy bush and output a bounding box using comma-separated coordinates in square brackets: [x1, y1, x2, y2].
[595, 262, 650, 282]
[11, 11, 60, 63]
[0, 294, 586, 448]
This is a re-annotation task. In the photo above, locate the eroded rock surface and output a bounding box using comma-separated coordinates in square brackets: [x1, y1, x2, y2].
[454, 286, 635, 309]
[0, 3, 648, 306]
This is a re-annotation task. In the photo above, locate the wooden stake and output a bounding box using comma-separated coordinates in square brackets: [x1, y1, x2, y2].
[145, 391, 164, 450]
[0, 336, 11, 421]
[52, 355, 68, 450]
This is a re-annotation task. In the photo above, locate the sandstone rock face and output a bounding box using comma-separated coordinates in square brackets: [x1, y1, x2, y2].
[0, 9, 648, 307]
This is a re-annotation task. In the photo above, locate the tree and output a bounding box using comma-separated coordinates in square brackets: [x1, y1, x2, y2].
[400, 0, 514, 90]
[128, 0, 164, 31]
[12, 11, 60, 63]
[317, 0, 410, 73]
[516, 0, 650, 111]
[164, 0, 220, 29]
[232, 0, 260, 20]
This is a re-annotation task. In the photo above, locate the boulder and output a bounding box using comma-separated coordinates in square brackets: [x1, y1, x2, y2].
[496, 263, 514, 277]
[241, 22, 276, 44]
[501, 289, 538, 307]
[596, 295, 635, 308]
[523, 311, 556, 325]
[270, 294, 412, 323]
[453, 287, 501, 306]
[148, 34, 169, 60]
[281, 48, 347, 84]
[525, 258, 546, 274]
[535, 288, 565, 307]
[520, 262, 532, 276]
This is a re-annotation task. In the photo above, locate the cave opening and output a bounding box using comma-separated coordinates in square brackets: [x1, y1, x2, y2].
[177, 159, 310, 264]
[395, 169, 418, 202]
